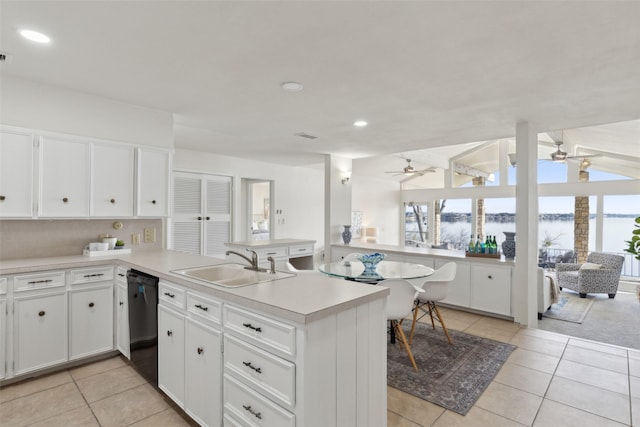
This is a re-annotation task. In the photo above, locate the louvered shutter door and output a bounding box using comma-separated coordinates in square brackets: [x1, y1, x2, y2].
[204, 177, 231, 257]
[172, 175, 203, 254]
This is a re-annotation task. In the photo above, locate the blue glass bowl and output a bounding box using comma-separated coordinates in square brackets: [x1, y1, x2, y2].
[357, 252, 385, 272]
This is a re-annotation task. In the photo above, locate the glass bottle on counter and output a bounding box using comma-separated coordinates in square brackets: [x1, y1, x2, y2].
[468, 235, 475, 253]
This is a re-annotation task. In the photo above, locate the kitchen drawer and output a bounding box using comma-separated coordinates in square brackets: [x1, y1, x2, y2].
[224, 305, 296, 359]
[70, 266, 114, 285]
[224, 334, 295, 409]
[224, 374, 295, 427]
[0, 277, 7, 295]
[187, 291, 222, 326]
[115, 266, 127, 284]
[288, 245, 313, 258]
[14, 271, 66, 292]
[159, 281, 186, 310]
[255, 247, 288, 260]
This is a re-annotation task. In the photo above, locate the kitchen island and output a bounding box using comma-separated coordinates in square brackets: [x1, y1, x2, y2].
[1, 249, 388, 426]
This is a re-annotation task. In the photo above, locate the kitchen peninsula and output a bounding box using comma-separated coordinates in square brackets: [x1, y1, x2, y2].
[1, 249, 388, 426]
[332, 242, 515, 319]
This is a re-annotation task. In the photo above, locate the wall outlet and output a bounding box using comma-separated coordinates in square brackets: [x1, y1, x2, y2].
[144, 227, 156, 243]
[132, 233, 141, 245]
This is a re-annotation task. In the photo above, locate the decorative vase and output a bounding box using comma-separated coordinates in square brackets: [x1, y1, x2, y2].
[342, 225, 352, 245]
[502, 232, 516, 260]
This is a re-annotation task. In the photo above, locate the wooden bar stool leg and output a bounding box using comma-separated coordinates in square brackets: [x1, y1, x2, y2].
[433, 304, 453, 344]
[394, 321, 418, 371]
[409, 300, 419, 344]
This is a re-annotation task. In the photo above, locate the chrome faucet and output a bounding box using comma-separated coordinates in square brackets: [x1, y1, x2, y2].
[225, 249, 266, 272]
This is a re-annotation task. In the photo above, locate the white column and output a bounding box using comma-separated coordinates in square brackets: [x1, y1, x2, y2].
[324, 154, 353, 262]
[513, 122, 539, 326]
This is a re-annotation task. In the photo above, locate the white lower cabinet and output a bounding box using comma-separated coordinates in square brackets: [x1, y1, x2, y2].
[440, 260, 471, 307]
[470, 264, 512, 316]
[116, 283, 130, 359]
[185, 317, 222, 427]
[158, 304, 186, 407]
[0, 297, 6, 380]
[14, 290, 68, 375]
[69, 284, 114, 360]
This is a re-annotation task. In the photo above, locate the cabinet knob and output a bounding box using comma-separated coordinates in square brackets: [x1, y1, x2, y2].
[89, 302, 95, 308]
[167, 330, 173, 336]
[0, 195, 5, 201]
[110, 198, 116, 204]
[488, 275, 493, 279]
[62, 197, 69, 203]
[197, 216, 202, 221]
[206, 216, 210, 220]
[38, 310, 46, 317]
[151, 200, 157, 204]
[119, 301, 124, 306]
[197, 347, 204, 355]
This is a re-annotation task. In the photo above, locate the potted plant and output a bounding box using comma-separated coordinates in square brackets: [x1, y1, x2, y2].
[115, 239, 125, 249]
[624, 216, 640, 261]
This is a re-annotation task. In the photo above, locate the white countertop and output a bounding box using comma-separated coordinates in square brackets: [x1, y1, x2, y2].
[0, 249, 386, 324]
[333, 242, 515, 265]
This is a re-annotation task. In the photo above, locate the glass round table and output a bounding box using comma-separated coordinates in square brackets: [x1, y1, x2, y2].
[318, 260, 434, 283]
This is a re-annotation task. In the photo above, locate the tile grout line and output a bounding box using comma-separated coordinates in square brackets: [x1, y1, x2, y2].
[69, 367, 103, 427]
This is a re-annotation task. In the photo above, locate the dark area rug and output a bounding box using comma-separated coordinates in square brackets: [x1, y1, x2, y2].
[387, 322, 516, 415]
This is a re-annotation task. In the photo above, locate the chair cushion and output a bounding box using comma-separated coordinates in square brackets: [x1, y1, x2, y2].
[580, 262, 603, 270]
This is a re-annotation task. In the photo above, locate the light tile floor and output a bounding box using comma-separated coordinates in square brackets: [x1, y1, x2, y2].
[1, 307, 638, 426]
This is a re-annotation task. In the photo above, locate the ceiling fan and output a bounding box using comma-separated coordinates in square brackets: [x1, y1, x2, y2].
[547, 141, 601, 163]
[385, 159, 436, 176]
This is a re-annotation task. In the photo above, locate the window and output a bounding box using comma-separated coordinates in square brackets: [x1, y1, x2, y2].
[405, 203, 428, 246]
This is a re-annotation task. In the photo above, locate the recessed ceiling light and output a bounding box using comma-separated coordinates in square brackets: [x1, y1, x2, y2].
[19, 29, 51, 44]
[281, 81, 303, 92]
[353, 120, 368, 127]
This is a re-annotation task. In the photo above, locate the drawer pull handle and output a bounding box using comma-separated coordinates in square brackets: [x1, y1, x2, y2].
[197, 347, 204, 355]
[242, 323, 262, 333]
[242, 361, 262, 374]
[242, 405, 262, 420]
[195, 304, 208, 312]
[167, 330, 173, 336]
[266, 252, 276, 255]
[83, 273, 104, 278]
[297, 248, 306, 252]
[38, 310, 46, 317]
[88, 302, 95, 308]
[118, 273, 125, 277]
[164, 292, 175, 298]
[27, 279, 53, 285]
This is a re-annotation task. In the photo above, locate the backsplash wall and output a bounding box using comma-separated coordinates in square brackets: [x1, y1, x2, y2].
[0, 219, 163, 260]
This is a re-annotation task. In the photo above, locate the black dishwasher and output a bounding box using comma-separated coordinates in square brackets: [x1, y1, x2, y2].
[126, 269, 159, 386]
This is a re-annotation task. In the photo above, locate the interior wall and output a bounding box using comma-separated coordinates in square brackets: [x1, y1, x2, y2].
[352, 176, 401, 245]
[0, 219, 163, 260]
[174, 149, 325, 254]
[0, 76, 174, 148]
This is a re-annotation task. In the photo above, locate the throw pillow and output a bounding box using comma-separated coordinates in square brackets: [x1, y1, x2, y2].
[580, 262, 603, 270]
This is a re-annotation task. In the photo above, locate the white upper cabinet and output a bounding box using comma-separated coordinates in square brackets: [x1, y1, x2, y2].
[0, 130, 34, 218]
[91, 143, 135, 217]
[137, 148, 170, 217]
[39, 137, 90, 217]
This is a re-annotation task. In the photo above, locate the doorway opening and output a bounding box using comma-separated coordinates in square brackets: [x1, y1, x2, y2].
[246, 180, 272, 241]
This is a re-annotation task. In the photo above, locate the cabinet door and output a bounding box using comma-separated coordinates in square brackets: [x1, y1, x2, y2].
[39, 137, 90, 217]
[0, 299, 5, 380]
[69, 285, 114, 360]
[14, 291, 68, 375]
[137, 148, 170, 217]
[185, 318, 222, 427]
[470, 265, 512, 316]
[204, 176, 231, 258]
[116, 284, 130, 359]
[439, 260, 471, 307]
[92, 143, 134, 217]
[172, 173, 203, 254]
[0, 130, 34, 217]
[158, 305, 185, 407]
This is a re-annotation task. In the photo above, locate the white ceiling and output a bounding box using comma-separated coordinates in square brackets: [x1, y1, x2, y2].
[2, 1, 640, 168]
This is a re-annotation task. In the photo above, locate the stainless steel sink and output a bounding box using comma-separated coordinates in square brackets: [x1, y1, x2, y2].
[170, 263, 295, 288]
